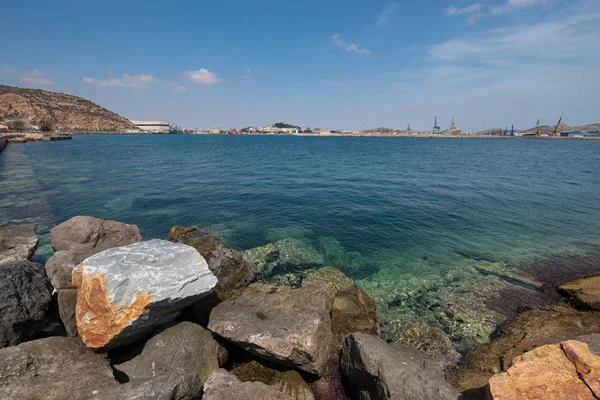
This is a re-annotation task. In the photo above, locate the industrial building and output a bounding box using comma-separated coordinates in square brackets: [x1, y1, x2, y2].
[131, 120, 170, 133]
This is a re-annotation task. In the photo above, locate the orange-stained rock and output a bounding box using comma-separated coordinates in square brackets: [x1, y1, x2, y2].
[562, 340, 600, 397]
[488, 341, 600, 400]
[73, 239, 217, 350]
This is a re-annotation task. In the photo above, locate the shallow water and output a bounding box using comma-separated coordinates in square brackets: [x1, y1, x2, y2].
[2, 134, 600, 351]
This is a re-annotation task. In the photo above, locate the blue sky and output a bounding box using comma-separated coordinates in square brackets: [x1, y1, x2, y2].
[1, 0, 599, 131]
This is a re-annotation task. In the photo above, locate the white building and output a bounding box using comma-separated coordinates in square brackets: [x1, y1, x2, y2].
[131, 120, 170, 133]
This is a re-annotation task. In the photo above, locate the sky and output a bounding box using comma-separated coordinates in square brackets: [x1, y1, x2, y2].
[1, 0, 599, 131]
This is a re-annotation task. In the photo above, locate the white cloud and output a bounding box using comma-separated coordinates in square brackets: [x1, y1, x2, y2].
[3, 67, 16, 73]
[491, 0, 549, 14]
[377, 4, 399, 25]
[82, 73, 155, 89]
[445, 3, 484, 16]
[429, 13, 600, 62]
[183, 68, 223, 85]
[466, 13, 485, 25]
[20, 70, 55, 85]
[172, 85, 187, 92]
[332, 34, 372, 55]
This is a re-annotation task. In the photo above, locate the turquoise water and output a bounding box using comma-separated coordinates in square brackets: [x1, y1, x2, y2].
[2, 134, 600, 352]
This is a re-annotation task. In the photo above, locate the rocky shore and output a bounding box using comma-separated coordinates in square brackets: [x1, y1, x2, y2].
[2, 216, 600, 399]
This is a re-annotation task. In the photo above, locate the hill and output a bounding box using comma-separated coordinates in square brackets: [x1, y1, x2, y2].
[0, 85, 135, 132]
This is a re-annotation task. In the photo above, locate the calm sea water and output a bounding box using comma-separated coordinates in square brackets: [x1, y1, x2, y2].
[2, 134, 600, 351]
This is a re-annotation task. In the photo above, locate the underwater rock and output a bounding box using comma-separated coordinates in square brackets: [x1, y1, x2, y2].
[340, 333, 461, 400]
[0, 337, 118, 400]
[208, 282, 335, 376]
[450, 306, 600, 393]
[488, 341, 600, 400]
[304, 266, 355, 293]
[0, 223, 39, 266]
[203, 369, 294, 400]
[73, 239, 217, 350]
[0, 260, 53, 348]
[114, 321, 226, 385]
[559, 276, 600, 310]
[242, 238, 324, 277]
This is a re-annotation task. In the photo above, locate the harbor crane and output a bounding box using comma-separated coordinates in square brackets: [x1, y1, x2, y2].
[535, 119, 541, 137]
[553, 117, 563, 137]
[433, 117, 441, 134]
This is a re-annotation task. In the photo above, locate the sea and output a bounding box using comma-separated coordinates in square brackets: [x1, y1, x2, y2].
[2, 134, 600, 353]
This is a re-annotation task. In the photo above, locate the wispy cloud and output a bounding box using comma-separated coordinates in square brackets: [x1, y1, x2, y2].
[172, 85, 187, 92]
[82, 72, 155, 89]
[445, 3, 484, 16]
[183, 68, 223, 85]
[242, 68, 252, 80]
[466, 13, 485, 25]
[20, 70, 54, 85]
[377, 4, 399, 25]
[491, 0, 549, 14]
[3, 67, 16, 74]
[332, 34, 372, 55]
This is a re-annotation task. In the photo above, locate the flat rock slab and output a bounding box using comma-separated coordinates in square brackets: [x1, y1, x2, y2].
[0, 223, 38, 266]
[73, 239, 218, 350]
[208, 283, 335, 376]
[204, 369, 294, 400]
[88, 373, 203, 400]
[341, 333, 460, 400]
[489, 340, 600, 399]
[0, 337, 118, 400]
[559, 276, 600, 310]
[0, 260, 53, 348]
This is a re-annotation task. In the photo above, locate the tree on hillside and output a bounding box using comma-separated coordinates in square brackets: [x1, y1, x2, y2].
[8, 120, 26, 132]
[273, 122, 300, 129]
[40, 120, 54, 132]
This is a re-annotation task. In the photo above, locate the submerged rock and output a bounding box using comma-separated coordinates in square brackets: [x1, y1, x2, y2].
[242, 238, 324, 278]
[304, 266, 355, 292]
[340, 333, 460, 400]
[488, 340, 600, 400]
[0, 260, 53, 348]
[559, 276, 600, 310]
[208, 282, 335, 376]
[73, 239, 217, 350]
[0, 337, 118, 400]
[89, 373, 203, 400]
[451, 306, 600, 392]
[0, 223, 39, 266]
[204, 369, 294, 400]
[114, 321, 226, 384]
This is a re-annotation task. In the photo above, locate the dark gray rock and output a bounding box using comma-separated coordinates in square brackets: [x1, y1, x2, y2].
[0, 260, 53, 348]
[340, 333, 460, 400]
[203, 369, 294, 400]
[114, 321, 227, 384]
[208, 282, 335, 376]
[88, 373, 203, 400]
[73, 240, 217, 350]
[0, 223, 39, 266]
[0, 337, 118, 400]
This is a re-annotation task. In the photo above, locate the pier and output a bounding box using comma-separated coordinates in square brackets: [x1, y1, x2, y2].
[1, 132, 73, 144]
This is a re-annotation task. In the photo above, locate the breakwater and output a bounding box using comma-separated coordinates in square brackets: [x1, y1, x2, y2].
[0, 136, 6, 153]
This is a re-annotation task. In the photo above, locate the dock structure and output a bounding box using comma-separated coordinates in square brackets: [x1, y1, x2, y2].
[1, 132, 73, 143]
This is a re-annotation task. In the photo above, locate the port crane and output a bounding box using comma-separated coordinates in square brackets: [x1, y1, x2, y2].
[535, 119, 541, 137]
[553, 117, 563, 137]
[433, 117, 441, 134]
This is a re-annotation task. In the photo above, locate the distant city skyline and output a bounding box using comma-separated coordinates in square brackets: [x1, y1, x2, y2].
[1, 0, 599, 131]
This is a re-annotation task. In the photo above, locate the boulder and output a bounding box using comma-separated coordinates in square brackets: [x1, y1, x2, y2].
[450, 306, 600, 392]
[559, 276, 600, 310]
[45, 216, 143, 337]
[242, 239, 324, 278]
[208, 282, 335, 376]
[232, 359, 315, 400]
[114, 321, 227, 384]
[303, 266, 354, 292]
[0, 337, 118, 400]
[73, 239, 218, 350]
[203, 369, 294, 400]
[167, 226, 255, 324]
[0, 260, 53, 348]
[0, 223, 39, 266]
[340, 333, 460, 400]
[88, 373, 203, 400]
[488, 340, 600, 399]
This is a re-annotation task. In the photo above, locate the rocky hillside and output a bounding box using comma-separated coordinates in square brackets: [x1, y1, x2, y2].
[0, 85, 135, 132]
